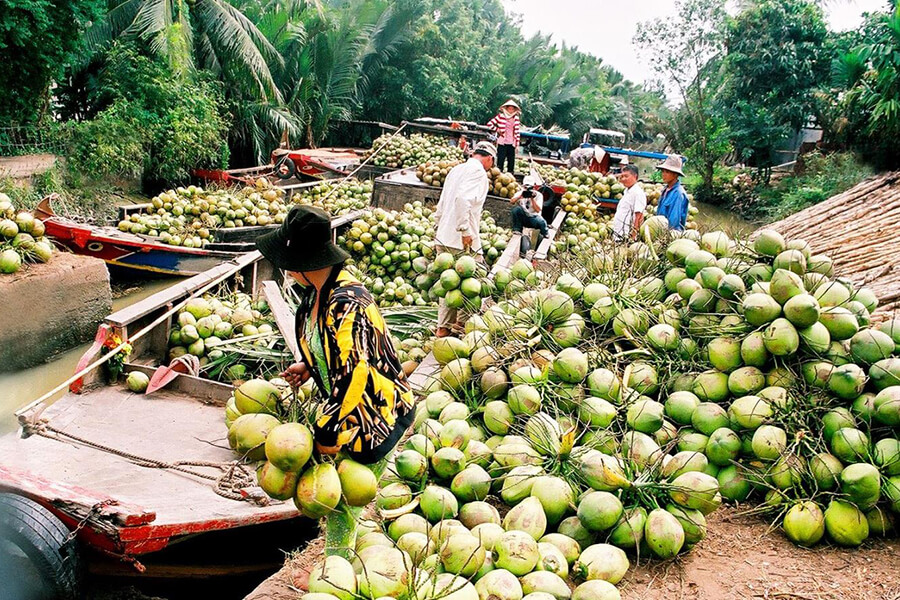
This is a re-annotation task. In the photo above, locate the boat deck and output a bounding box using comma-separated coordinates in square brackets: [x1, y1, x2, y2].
[0, 383, 298, 555]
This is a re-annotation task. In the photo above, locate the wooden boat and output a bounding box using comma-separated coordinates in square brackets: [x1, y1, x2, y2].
[34, 197, 246, 277]
[0, 252, 306, 578]
[0, 213, 362, 591]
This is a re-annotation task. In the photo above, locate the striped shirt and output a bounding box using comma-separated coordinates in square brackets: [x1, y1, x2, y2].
[487, 111, 520, 147]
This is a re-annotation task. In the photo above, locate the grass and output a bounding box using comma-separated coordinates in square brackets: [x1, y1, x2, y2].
[1, 165, 146, 223]
[731, 152, 874, 223]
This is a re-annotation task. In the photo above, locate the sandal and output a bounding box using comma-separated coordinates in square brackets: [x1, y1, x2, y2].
[435, 327, 452, 338]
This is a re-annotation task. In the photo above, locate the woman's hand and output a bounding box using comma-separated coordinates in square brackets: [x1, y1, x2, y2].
[315, 442, 341, 456]
[281, 362, 311, 387]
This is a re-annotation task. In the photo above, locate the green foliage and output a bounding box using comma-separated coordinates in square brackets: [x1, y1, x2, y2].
[66, 45, 229, 185]
[732, 152, 873, 222]
[829, 6, 900, 168]
[0, 0, 102, 124]
[636, 0, 732, 192]
[719, 0, 830, 168]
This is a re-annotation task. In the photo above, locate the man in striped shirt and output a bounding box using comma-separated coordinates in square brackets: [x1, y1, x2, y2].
[487, 99, 521, 173]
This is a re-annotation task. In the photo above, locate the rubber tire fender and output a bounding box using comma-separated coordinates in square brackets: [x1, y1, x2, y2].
[0, 492, 81, 599]
[274, 156, 296, 180]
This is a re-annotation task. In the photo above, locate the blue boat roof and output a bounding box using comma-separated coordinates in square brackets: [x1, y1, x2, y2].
[601, 146, 687, 164]
[521, 131, 570, 142]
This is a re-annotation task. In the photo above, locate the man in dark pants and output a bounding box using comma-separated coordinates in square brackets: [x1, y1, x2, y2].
[509, 176, 548, 258]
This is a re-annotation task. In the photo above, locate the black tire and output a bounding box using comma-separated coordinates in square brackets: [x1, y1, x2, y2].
[0, 493, 81, 600]
[274, 156, 296, 180]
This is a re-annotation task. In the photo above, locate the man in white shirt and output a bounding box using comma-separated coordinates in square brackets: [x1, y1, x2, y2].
[433, 142, 495, 336]
[612, 164, 646, 242]
[509, 175, 548, 258]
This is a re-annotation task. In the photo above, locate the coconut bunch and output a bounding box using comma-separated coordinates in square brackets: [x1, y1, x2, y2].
[0, 193, 54, 274]
[123, 181, 288, 247]
[550, 214, 613, 257]
[338, 202, 436, 308]
[295, 178, 373, 216]
[223, 378, 381, 518]
[412, 252, 496, 313]
[166, 292, 289, 382]
[416, 161, 462, 187]
[370, 134, 464, 169]
[478, 215, 512, 266]
[566, 220, 900, 547]
[486, 169, 520, 199]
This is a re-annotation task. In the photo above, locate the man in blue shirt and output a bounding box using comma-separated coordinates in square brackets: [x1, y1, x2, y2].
[655, 155, 689, 230]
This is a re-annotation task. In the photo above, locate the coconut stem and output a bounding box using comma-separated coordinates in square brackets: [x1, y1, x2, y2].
[324, 455, 389, 559]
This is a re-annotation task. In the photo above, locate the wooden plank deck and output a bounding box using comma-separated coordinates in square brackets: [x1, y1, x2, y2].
[0, 384, 298, 554]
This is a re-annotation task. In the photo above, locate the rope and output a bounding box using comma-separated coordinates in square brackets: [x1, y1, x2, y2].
[22, 419, 268, 505]
[315, 122, 409, 206]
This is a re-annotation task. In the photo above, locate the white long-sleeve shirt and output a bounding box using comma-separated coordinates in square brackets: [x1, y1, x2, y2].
[434, 158, 489, 251]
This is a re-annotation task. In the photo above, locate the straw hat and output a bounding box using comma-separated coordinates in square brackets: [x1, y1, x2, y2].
[500, 99, 521, 112]
[656, 154, 685, 177]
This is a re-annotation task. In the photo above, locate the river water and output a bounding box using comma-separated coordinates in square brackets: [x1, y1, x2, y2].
[0, 279, 178, 435]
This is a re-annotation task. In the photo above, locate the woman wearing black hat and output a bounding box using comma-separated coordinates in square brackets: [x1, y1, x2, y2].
[256, 205, 416, 464]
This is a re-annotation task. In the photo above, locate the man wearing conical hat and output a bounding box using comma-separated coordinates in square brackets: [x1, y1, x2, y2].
[487, 99, 521, 173]
[655, 155, 689, 230]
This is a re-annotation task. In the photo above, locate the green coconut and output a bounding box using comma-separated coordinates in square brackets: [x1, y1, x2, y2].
[783, 501, 825, 547]
[769, 269, 805, 305]
[432, 447, 467, 480]
[824, 500, 869, 546]
[751, 425, 787, 461]
[474, 569, 523, 600]
[626, 398, 665, 434]
[420, 485, 459, 522]
[799, 321, 832, 354]
[874, 386, 900, 426]
[782, 293, 820, 328]
[357, 547, 410, 599]
[869, 358, 900, 391]
[335, 459, 377, 507]
[572, 580, 621, 600]
[739, 332, 769, 367]
[528, 476, 574, 526]
[717, 273, 746, 300]
[228, 413, 280, 460]
[643, 508, 685, 559]
[754, 229, 785, 257]
[813, 280, 852, 307]
[874, 438, 900, 476]
[707, 337, 742, 373]
[377, 482, 413, 511]
[825, 364, 866, 400]
[840, 463, 881, 509]
[552, 348, 589, 383]
[742, 293, 782, 326]
[494, 531, 539, 576]
[451, 465, 492, 503]
[308, 555, 357, 600]
[818, 306, 859, 341]
[773, 249, 807, 275]
[830, 427, 869, 463]
[684, 249, 717, 278]
[668, 471, 719, 510]
[577, 491, 624, 532]
[762, 318, 799, 356]
[573, 543, 629, 584]
[234, 379, 280, 415]
[809, 452, 843, 491]
[716, 465, 752, 502]
[705, 428, 742, 466]
[294, 463, 341, 519]
[692, 370, 730, 402]
[691, 403, 729, 436]
[664, 391, 701, 425]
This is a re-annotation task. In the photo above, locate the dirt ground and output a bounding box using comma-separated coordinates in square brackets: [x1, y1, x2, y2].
[245, 507, 900, 600]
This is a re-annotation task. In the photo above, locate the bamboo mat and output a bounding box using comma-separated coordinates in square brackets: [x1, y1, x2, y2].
[766, 171, 900, 315]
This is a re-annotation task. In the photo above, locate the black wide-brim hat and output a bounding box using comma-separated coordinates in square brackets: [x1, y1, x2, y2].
[256, 204, 349, 272]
